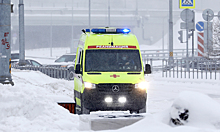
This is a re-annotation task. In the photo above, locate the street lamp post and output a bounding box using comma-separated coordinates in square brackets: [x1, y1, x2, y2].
[89, 0, 91, 28]
[19, 0, 25, 65]
[71, 0, 74, 53]
[108, 0, 110, 27]
[169, 0, 173, 61]
[50, 12, 52, 57]
[162, 16, 168, 53]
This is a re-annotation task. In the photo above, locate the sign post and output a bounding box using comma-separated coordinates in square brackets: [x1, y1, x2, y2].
[0, 0, 14, 85]
[180, 9, 195, 72]
[202, 9, 214, 58]
[180, 9, 194, 59]
[196, 22, 204, 57]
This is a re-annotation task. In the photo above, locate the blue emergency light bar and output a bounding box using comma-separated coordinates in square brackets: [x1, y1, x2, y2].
[116, 28, 130, 33]
[91, 29, 106, 33]
[85, 29, 90, 32]
[90, 28, 130, 34]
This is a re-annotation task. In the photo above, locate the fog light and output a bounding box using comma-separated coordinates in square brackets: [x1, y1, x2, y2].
[118, 97, 126, 103]
[105, 97, 113, 103]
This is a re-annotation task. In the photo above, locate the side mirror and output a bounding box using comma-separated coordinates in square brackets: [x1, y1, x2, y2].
[144, 64, 151, 74]
[75, 64, 82, 74]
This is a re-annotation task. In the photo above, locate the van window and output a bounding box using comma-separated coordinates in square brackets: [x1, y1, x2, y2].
[85, 50, 142, 72]
[81, 50, 84, 70]
[76, 48, 82, 64]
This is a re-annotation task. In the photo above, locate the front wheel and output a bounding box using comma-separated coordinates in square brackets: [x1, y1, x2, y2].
[130, 110, 139, 114]
[74, 92, 81, 115]
[75, 93, 90, 115]
[138, 106, 146, 113]
[130, 106, 146, 114]
[81, 95, 90, 114]
[81, 103, 90, 114]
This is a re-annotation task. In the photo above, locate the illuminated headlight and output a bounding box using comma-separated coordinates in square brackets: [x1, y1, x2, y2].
[84, 82, 96, 89]
[135, 81, 148, 90]
[105, 97, 113, 103]
[118, 97, 126, 103]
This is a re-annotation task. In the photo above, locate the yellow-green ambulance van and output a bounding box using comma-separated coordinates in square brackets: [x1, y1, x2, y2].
[74, 27, 151, 114]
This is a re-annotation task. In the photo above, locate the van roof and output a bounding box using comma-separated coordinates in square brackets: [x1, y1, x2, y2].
[84, 33, 139, 48]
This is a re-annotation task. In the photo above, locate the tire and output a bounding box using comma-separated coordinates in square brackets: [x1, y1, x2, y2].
[75, 93, 90, 115]
[130, 110, 139, 114]
[74, 92, 81, 115]
[130, 106, 146, 114]
[81, 95, 90, 114]
[138, 106, 146, 113]
[81, 103, 90, 114]
[75, 104, 82, 115]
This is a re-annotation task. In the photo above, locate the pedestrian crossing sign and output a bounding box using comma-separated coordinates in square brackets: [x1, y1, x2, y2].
[179, 0, 195, 9]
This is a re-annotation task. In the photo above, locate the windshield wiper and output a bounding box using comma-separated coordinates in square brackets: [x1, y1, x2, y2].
[87, 73, 101, 75]
[127, 73, 141, 75]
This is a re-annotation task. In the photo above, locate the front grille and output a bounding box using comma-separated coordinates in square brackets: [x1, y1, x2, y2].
[96, 83, 134, 93]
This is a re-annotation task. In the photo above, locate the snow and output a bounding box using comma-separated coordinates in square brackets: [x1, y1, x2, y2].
[1, 53, 220, 131]
[4, 11, 220, 132]
[0, 69, 78, 132]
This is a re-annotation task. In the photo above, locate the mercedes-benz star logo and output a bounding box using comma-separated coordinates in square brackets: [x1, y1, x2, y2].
[112, 85, 119, 92]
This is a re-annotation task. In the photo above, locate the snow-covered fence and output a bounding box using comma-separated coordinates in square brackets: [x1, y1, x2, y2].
[12, 65, 71, 80]
[148, 58, 220, 80]
[141, 49, 197, 60]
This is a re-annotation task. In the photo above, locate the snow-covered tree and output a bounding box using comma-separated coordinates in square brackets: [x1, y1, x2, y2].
[211, 18, 220, 57]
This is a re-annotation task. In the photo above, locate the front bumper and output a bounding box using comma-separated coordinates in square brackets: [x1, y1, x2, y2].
[82, 83, 147, 111]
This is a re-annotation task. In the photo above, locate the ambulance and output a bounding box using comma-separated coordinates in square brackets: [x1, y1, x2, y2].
[74, 27, 151, 114]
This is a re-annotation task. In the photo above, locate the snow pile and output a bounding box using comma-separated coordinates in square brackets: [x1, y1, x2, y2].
[114, 91, 220, 132]
[170, 91, 220, 129]
[0, 69, 78, 132]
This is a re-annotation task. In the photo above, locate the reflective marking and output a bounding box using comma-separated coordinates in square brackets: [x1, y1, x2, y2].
[9, 58, 11, 73]
[169, 52, 173, 57]
[76, 97, 81, 107]
[197, 32, 204, 57]
[88, 45, 136, 49]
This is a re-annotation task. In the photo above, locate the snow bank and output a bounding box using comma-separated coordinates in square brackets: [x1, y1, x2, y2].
[112, 91, 220, 132]
[170, 91, 220, 129]
[0, 69, 78, 132]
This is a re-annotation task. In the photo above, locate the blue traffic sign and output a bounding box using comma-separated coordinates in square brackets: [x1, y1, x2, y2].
[179, 0, 195, 9]
[196, 21, 204, 32]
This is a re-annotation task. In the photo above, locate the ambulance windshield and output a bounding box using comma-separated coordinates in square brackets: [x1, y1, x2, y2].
[85, 50, 142, 72]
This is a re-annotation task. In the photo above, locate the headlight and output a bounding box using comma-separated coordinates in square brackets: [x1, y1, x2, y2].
[84, 82, 96, 89]
[135, 81, 148, 90]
